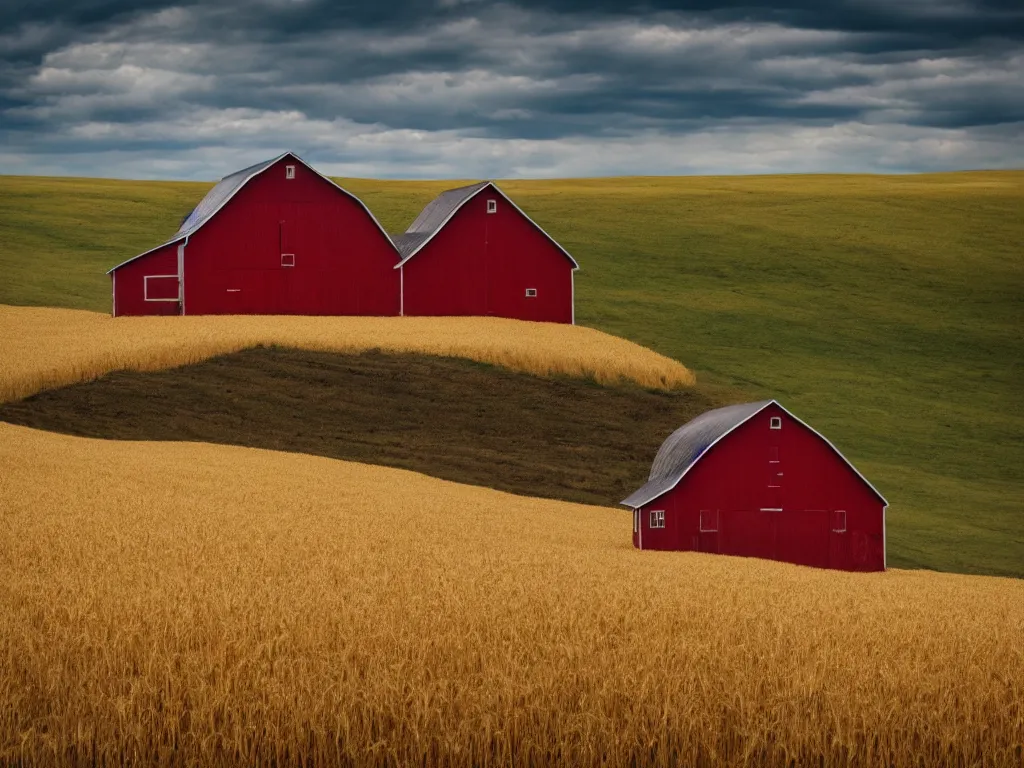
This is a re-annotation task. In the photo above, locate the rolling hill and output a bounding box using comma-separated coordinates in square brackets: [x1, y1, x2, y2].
[0, 171, 1021, 577]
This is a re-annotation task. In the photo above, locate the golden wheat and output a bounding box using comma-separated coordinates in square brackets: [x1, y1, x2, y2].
[0, 305, 694, 404]
[0, 422, 1020, 767]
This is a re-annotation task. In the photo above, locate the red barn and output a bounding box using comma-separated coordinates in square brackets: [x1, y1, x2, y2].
[392, 182, 579, 323]
[621, 401, 888, 571]
[108, 153, 399, 316]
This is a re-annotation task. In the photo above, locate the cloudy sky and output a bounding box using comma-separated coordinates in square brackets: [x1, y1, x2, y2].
[2, 0, 1022, 180]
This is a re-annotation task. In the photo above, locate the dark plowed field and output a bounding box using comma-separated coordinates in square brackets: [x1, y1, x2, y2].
[0, 347, 722, 506]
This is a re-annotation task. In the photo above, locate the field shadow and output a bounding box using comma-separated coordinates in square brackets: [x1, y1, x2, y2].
[0, 346, 727, 507]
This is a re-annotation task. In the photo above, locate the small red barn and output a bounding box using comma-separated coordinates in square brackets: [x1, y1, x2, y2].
[621, 401, 888, 571]
[109, 153, 399, 316]
[392, 182, 579, 323]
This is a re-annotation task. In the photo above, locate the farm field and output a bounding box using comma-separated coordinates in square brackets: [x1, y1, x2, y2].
[2, 422, 1022, 767]
[0, 304, 692, 404]
[1, 171, 1021, 576]
[0, 346, 716, 508]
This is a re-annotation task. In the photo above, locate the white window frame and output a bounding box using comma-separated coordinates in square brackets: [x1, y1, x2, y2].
[525, 288, 538, 298]
[649, 509, 665, 529]
[281, 253, 295, 267]
[770, 416, 782, 430]
[486, 199, 497, 214]
[285, 165, 296, 179]
[143, 275, 180, 302]
[832, 510, 847, 533]
[699, 509, 719, 533]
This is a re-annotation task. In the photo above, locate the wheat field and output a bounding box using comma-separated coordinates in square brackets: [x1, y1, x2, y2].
[0, 305, 694, 404]
[1, 422, 1021, 767]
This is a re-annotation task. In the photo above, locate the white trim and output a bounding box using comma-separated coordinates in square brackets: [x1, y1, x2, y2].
[108, 152, 400, 274]
[620, 401, 889, 509]
[770, 416, 782, 430]
[143, 275, 181, 302]
[486, 198, 497, 213]
[111, 270, 116, 317]
[226, 288, 241, 293]
[882, 506, 888, 570]
[281, 253, 295, 267]
[570, 269, 575, 325]
[393, 182, 579, 270]
[637, 509, 643, 549]
[177, 240, 186, 315]
[399, 264, 404, 316]
[759, 507, 784, 512]
[649, 509, 665, 529]
[285, 164, 296, 179]
[525, 287, 537, 297]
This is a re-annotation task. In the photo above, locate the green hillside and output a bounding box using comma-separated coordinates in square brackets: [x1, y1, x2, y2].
[1, 171, 1021, 577]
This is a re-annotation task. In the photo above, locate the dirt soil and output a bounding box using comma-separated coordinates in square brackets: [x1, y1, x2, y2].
[0, 346, 723, 507]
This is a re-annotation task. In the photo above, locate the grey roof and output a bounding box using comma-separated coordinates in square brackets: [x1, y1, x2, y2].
[176, 156, 279, 238]
[393, 181, 579, 269]
[620, 400, 888, 509]
[389, 232, 432, 259]
[622, 401, 772, 508]
[407, 182, 490, 235]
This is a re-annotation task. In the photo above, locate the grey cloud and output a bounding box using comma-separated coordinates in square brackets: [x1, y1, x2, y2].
[1, 1, 1021, 179]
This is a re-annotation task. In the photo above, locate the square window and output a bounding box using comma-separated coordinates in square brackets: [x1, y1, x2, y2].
[649, 509, 665, 529]
[770, 416, 782, 430]
[525, 288, 538, 297]
[281, 253, 295, 267]
[487, 199, 497, 214]
[285, 165, 296, 179]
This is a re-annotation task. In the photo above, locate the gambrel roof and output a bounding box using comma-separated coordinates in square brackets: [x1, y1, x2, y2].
[620, 400, 888, 509]
[390, 181, 579, 269]
[108, 152, 396, 273]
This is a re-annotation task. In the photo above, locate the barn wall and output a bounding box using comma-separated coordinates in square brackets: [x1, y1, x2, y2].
[182, 158, 399, 316]
[111, 243, 180, 317]
[402, 189, 574, 323]
[637, 404, 885, 571]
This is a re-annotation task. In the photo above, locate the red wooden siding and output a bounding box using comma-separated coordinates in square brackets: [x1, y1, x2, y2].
[401, 190, 574, 323]
[111, 243, 180, 317]
[632, 404, 885, 572]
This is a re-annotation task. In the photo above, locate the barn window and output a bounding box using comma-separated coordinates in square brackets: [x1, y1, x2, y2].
[649, 510, 665, 529]
[281, 253, 295, 267]
[699, 509, 719, 532]
[285, 165, 296, 179]
[143, 275, 180, 302]
[525, 288, 538, 298]
[832, 510, 847, 533]
[770, 416, 782, 430]
[487, 199, 497, 214]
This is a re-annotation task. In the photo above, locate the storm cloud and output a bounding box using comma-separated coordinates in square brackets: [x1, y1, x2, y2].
[1, 0, 1021, 179]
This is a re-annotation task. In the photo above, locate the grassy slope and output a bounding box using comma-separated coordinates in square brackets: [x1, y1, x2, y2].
[0, 172, 1021, 577]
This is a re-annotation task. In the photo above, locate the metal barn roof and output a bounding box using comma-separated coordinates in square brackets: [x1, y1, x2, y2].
[390, 181, 579, 269]
[620, 400, 888, 509]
